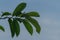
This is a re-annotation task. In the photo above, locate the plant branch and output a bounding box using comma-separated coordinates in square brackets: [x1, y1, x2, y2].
[0, 16, 21, 19]
[0, 17, 12, 19]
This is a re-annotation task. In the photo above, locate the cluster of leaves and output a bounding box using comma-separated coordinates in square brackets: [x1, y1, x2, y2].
[0, 2, 41, 38]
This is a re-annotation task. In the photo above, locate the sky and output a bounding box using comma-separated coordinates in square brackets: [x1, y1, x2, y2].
[0, 0, 60, 40]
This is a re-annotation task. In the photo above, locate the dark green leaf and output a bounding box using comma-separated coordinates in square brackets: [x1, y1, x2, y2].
[20, 14, 25, 17]
[13, 3, 26, 16]
[13, 19, 20, 37]
[0, 25, 5, 32]
[16, 18, 22, 23]
[13, 12, 22, 16]
[8, 18, 15, 38]
[26, 12, 40, 17]
[25, 15, 41, 34]
[23, 19, 33, 35]
[1, 12, 11, 16]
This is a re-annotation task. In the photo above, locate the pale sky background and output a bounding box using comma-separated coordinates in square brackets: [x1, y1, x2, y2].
[0, 0, 60, 40]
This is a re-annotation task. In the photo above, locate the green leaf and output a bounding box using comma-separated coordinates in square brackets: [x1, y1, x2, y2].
[16, 18, 22, 23]
[13, 3, 26, 16]
[26, 12, 40, 17]
[1, 12, 11, 16]
[23, 19, 33, 35]
[25, 15, 41, 34]
[0, 25, 5, 32]
[13, 19, 20, 37]
[8, 18, 15, 38]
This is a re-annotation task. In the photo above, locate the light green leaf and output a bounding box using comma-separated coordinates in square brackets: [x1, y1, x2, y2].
[13, 3, 26, 16]
[13, 19, 20, 37]
[1, 12, 11, 16]
[23, 19, 33, 35]
[8, 18, 15, 38]
[0, 25, 5, 32]
[26, 12, 40, 17]
[25, 15, 41, 34]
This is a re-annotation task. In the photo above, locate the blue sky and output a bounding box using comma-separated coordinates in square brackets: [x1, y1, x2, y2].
[0, 0, 60, 40]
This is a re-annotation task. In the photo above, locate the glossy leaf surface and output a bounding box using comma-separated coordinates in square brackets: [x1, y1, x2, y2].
[0, 25, 5, 32]
[1, 12, 11, 16]
[13, 19, 20, 37]
[13, 3, 26, 16]
[26, 12, 40, 17]
[8, 18, 15, 38]
[25, 15, 41, 33]
[23, 19, 33, 35]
